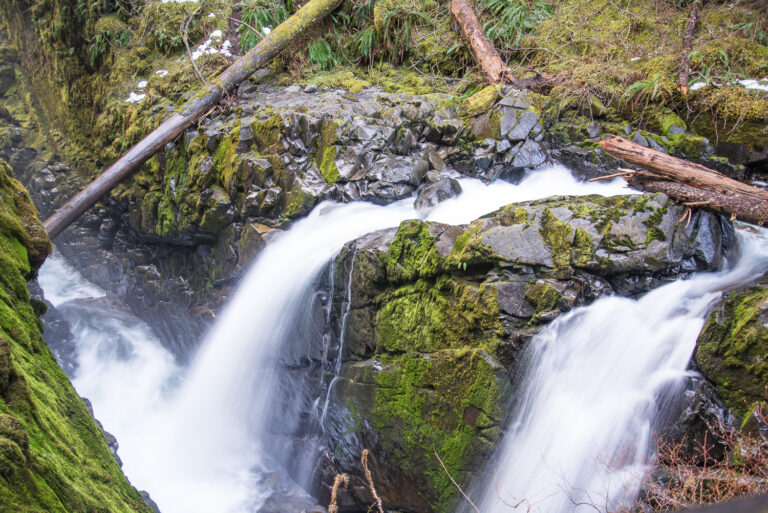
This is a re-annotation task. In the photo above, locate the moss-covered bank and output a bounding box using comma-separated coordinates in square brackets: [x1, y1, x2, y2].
[0, 159, 150, 512]
[696, 282, 768, 418]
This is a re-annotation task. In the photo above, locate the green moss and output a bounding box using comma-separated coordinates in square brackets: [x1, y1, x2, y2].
[386, 219, 444, 283]
[459, 85, 503, 118]
[250, 114, 285, 154]
[315, 118, 340, 185]
[375, 277, 502, 354]
[539, 208, 573, 268]
[0, 160, 148, 512]
[371, 348, 503, 512]
[524, 280, 560, 322]
[305, 70, 371, 93]
[695, 286, 768, 417]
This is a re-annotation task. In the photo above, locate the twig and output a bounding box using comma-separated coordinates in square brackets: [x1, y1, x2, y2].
[228, 16, 261, 36]
[181, 0, 208, 86]
[677, 207, 692, 227]
[361, 449, 385, 513]
[683, 200, 709, 207]
[434, 448, 480, 513]
[328, 473, 349, 513]
[589, 168, 657, 182]
[677, 0, 700, 95]
[494, 469, 530, 511]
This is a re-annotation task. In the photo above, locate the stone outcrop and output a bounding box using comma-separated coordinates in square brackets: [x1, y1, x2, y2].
[318, 192, 731, 512]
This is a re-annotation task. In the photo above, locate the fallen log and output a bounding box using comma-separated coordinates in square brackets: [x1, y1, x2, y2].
[628, 176, 768, 226]
[450, 0, 550, 92]
[677, 0, 700, 95]
[43, 0, 342, 240]
[599, 135, 768, 226]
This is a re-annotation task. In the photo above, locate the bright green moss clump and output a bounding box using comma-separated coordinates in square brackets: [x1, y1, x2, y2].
[372, 349, 504, 512]
[696, 286, 768, 417]
[0, 160, 150, 512]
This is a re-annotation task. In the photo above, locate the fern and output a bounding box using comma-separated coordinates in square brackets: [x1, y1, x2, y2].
[308, 38, 341, 70]
[237, 0, 290, 52]
[480, 0, 553, 48]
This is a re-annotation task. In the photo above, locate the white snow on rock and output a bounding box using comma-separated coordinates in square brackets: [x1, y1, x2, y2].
[126, 92, 146, 103]
[137, 80, 148, 89]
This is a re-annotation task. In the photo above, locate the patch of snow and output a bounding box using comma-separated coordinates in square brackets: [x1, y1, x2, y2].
[125, 92, 146, 103]
[689, 82, 708, 91]
[737, 78, 768, 92]
[207, 12, 215, 17]
[221, 40, 233, 58]
[191, 30, 231, 60]
[137, 80, 148, 89]
[630, 57, 640, 62]
[262, 26, 271, 35]
[155, 69, 169, 77]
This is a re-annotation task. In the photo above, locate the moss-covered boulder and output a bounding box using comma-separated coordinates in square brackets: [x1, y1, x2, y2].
[321, 192, 730, 513]
[0, 160, 151, 512]
[695, 282, 768, 418]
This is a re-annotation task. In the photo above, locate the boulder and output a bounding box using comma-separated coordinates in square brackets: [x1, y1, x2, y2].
[319, 193, 731, 512]
[695, 280, 768, 417]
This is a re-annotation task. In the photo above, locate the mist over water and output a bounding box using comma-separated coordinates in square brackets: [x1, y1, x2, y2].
[478, 227, 768, 513]
[38, 166, 634, 513]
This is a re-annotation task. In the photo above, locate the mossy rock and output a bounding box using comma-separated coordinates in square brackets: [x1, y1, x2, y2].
[339, 348, 507, 512]
[695, 284, 768, 417]
[0, 159, 150, 511]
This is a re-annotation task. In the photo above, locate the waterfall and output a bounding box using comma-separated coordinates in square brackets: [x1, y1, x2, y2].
[38, 166, 629, 513]
[477, 226, 768, 513]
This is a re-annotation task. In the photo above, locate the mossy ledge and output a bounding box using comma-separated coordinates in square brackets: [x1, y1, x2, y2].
[695, 283, 768, 418]
[0, 160, 150, 512]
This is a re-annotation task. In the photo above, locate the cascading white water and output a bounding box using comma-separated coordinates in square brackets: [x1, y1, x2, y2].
[478, 226, 768, 513]
[38, 165, 629, 513]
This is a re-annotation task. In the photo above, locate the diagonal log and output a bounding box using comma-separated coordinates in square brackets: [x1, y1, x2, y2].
[43, 0, 342, 240]
[450, 0, 551, 92]
[599, 135, 768, 226]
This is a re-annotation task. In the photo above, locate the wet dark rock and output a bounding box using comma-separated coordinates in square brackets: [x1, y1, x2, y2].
[663, 374, 734, 465]
[414, 177, 462, 211]
[511, 139, 547, 169]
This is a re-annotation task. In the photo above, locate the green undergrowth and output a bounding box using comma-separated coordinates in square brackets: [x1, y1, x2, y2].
[503, 0, 768, 145]
[0, 160, 150, 512]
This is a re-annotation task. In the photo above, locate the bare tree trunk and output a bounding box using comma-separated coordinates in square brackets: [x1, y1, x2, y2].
[678, 0, 700, 95]
[599, 135, 768, 226]
[450, 0, 550, 91]
[43, 0, 342, 239]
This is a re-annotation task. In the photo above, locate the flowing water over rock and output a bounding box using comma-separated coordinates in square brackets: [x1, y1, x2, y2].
[476, 226, 768, 513]
[39, 166, 630, 513]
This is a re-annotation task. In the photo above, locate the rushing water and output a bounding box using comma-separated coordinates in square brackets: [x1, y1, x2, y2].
[38, 165, 634, 513]
[477, 226, 768, 513]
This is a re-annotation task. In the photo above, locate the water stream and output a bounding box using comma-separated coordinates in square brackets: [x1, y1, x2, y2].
[477, 227, 768, 513]
[37, 166, 653, 513]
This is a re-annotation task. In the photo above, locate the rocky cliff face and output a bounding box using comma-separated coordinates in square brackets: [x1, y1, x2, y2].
[0, 159, 151, 512]
[316, 192, 731, 512]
